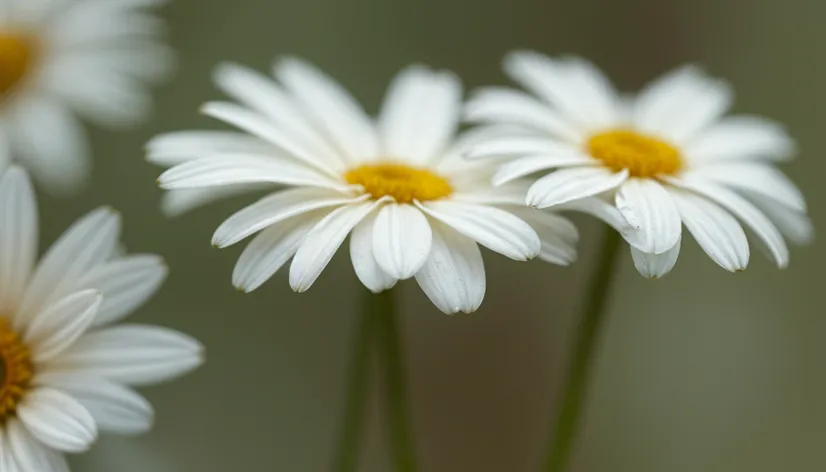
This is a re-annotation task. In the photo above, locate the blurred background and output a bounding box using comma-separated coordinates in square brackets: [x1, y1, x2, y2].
[38, 0, 825, 470]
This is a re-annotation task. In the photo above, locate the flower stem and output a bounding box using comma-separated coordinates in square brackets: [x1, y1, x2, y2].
[334, 289, 375, 472]
[545, 229, 623, 472]
[374, 288, 418, 472]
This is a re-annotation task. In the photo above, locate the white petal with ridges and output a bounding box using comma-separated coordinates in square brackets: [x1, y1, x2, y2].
[492, 153, 596, 186]
[527, 167, 628, 209]
[685, 116, 795, 162]
[350, 213, 397, 293]
[631, 238, 681, 279]
[7, 419, 69, 472]
[372, 203, 432, 279]
[17, 389, 97, 453]
[683, 162, 805, 212]
[146, 131, 272, 166]
[615, 179, 682, 254]
[0, 167, 37, 314]
[26, 290, 102, 363]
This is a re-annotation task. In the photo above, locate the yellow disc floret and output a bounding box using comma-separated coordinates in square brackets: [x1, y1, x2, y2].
[587, 129, 683, 178]
[0, 33, 37, 99]
[344, 162, 453, 203]
[0, 317, 33, 422]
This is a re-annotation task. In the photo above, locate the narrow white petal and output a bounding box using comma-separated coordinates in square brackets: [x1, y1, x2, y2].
[158, 154, 342, 190]
[232, 213, 326, 293]
[451, 181, 531, 206]
[350, 212, 397, 293]
[7, 420, 69, 472]
[146, 131, 273, 166]
[46, 325, 204, 387]
[372, 204, 432, 279]
[685, 116, 795, 162]
[464, 87, 582, 141]
[75, 255, 168, 326]
[25, 290, 102, 363]
[743, 191, 813, 245]
[615, 179, 682, 254]
[667, 177, 789, 268]
[670, 189, 749, 272]
[554, 197, 634, 235]
[274, 57, 379, 161]
[419, 201, 540, 261]
[36, 373, 153, 436]
[160, 186, 262, 217]
[465, 136, 581, 159]
[0, 166, 37, 314]
[213, 188, 363, 247]
[509, 208, 579, 265]
[683, 162, 806, 212]
[17, 389, 97, 453]
[17, 208, 119, 326]
[289, 201, 382, 292]
[415, 222, 485, 314]
[379, 66, 462, 163]
[631, 238, 681, 279]
[492, 153, 596, 186]
[526, 167, 628, 209]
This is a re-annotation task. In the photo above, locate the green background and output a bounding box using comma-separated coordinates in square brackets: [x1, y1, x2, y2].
[44, 0, 826, 470]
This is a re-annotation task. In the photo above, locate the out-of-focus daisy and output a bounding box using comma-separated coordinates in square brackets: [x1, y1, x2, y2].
[0, 166, 202, 471]
[465, 51, 812, 278]
[148, 59, 610, 314]
[0, 0, 174, 192]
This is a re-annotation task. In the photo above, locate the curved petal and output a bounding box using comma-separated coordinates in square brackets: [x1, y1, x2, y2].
[465, 136, 582, 160]
[25, 290, 102, 363]
[372, 203, 432, 279]
[685, 116, 795, 162]
[146, 131, 273, 167]
[160, 185, 265, 217]
[631, 238, 681, 279]
[492, 153, 596, 186]
[350, 212, 397, 293]
[509, 208, 579, 265]
[682, 162, 805, 212]
[17, 389, 97, 453]
[743, 191, 813, 246]
[526, 167, 628, 209]
[7, 419, 69, 472]
[615, 179, 682, 254]
[414, 222, 485, 315]
[0, 166, 38, 314]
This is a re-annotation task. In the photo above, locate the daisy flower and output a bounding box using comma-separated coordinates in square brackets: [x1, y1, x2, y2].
[0, 166, 202, 471]
[465, 51, 812, 278]
[0, 0, 174, 192]
[147, 59, 602, 314]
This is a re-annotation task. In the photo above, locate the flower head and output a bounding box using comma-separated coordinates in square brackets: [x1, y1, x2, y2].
[465, 51, 812, 278]
[0, 166, 202, 471]
[0, 0, 174, 193]
[148, 59, 591, 314]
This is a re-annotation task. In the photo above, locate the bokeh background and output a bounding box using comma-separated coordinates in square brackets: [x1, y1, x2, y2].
[39, 0, 825, 470]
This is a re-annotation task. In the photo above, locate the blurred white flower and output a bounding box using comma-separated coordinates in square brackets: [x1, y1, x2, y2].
[0, 0, 174, 193]
[465, 51, 812, 278]
[0, 166, 202, 471]
[147, 59, 610, 314]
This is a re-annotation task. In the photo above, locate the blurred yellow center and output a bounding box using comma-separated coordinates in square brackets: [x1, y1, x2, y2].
[0, 318, 33, 422]
[587, 129, 682, 177]
[0, 33, 37, 98]
[344, 163, 453, 203]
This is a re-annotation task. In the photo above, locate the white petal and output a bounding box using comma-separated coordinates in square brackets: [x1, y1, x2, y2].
[464, 87, 582, 141]
[631, 238, 681, 279]
[146, 131, 273, 167]
[465, 135, 581, 159]
[372, 204, 432, 279]
[36, 373, 153, 436]
[350, 212, 397, 293]
[670, 189, 749, 272]
[75, 255, 167, 326]
[213, 188, 363, 247]
[683, 162, 805, 212]
[10, 97, 90, 194]
[744, 191, 813, 245]
[492, 153, 596, 186]
[667, 177, 789, 268]
[158, 154, 342, 190]
[232, 213, 324, 293]
[451, 181, 531, 206]
[685, 116, 795, 162]
[415, 222, 485, 314]
[159, 184, 265, 217]
[526, 167, 628, 209]
[419, 201, 539, 261]
[554, 197, 633, 235]
[46, 325, 204, 387]
[25, 290, 102, 363]
[17, 388, 97, 453]
[615, 179, 682, 254]
[379, 66, 462, 163]
[274, 57, 379, 161]
[17, 208, 119, 326]
[200, 102, 339, 175]
[289, 201, 382, 292]
[0, 166, 37, 314]
[509, 208, 579, 265]
[7, 419, 69, 472]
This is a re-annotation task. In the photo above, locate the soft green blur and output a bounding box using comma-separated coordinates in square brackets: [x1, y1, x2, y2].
[53, 0, 826, 470]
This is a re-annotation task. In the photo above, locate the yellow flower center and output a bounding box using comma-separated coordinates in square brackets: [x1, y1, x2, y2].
[0, 32, 38, 99]
[0, 317, 33, 422]
[586, 129, 683, 178]
[344, 162, 453, 203]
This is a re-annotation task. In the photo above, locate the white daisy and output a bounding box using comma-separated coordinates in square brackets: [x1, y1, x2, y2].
[147, 59, 607, 314]
[0, 0, 174, 193]
[465, 51, 812, 278]
[0, 166, 203, 471]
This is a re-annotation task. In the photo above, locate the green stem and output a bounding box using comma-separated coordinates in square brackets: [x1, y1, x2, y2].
[374, 288, 418, 472]
[334, 289, 375, 472]
[545, 229, 623, 472]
